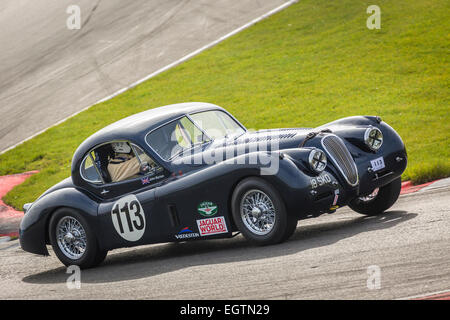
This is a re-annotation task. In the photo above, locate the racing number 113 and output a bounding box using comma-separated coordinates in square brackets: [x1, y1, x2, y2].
[112, 200, 144, 234]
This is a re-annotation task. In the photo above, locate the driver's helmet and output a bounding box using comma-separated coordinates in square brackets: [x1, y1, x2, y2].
[111, 141, 131, 154]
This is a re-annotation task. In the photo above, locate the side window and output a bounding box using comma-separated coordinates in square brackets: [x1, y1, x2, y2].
[80, 152, 102, 184]
[80, 142, 164, 184]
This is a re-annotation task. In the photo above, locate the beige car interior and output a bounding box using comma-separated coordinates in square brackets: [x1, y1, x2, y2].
[107, 144, 155, 183]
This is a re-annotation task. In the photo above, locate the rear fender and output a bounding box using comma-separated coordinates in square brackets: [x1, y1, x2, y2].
[19, 187, 99, 255]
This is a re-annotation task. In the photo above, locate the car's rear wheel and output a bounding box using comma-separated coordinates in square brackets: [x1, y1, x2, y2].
[348, 177, 402, 216]
[231, 177, 297, 245]
[49, 208, 107, 269]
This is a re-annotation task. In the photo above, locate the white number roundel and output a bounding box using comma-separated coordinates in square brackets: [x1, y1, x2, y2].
[111, 194, 146, 241]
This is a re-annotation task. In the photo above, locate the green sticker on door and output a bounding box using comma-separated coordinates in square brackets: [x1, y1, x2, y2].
[197, 201, 218, 217]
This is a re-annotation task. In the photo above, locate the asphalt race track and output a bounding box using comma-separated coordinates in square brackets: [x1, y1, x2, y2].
[1, 0, 448, 302]
[0, 0, 289, 152]
[1, 185, 449, 299]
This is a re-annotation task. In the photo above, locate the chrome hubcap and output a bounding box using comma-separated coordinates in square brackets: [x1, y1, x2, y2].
[56, 216, 87, 260]
[240, 189, 276, 235]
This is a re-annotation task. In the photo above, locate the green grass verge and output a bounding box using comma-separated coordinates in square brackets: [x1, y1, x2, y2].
[1, 0, 449, 209]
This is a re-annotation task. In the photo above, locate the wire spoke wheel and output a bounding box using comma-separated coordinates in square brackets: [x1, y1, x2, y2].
[56, 216, 87, 260]
[240, 189, 276, 236]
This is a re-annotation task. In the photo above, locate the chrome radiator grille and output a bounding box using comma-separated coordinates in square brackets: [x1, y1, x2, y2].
[321, 135, 359, 186]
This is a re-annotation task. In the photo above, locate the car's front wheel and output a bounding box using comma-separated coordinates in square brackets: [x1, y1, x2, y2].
[231, 177, 297, 245]
[348, 177, 402, 216]
[49, 208, 107, 269]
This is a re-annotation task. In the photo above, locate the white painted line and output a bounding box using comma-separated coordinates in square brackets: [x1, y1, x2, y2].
[0, 0, 298, 155]
[419, 177, 450, 192]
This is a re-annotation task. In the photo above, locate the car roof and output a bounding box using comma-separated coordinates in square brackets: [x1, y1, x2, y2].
[72, 102, 226, 165]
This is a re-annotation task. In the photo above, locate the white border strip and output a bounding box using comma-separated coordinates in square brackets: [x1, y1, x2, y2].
[0, 0, 297, 155]
[397, 289, 450, 300]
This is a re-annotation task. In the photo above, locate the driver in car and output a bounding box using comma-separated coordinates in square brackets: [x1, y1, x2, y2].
[107, 142, 145, 182]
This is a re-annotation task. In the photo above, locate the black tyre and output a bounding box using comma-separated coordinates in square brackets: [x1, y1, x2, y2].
[49, 208, 107, 269]
[231, 177, 297, 245]
[349, 177, 402, 216]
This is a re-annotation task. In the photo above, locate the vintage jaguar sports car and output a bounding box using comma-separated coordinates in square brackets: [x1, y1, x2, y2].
[20, 102, 407, 268]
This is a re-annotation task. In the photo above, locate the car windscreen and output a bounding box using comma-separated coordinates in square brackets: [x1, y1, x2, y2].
[146, 116, 209, 160]
[189, 110, 245, 140]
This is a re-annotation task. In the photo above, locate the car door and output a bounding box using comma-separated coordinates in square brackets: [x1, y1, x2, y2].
[79, 141, 172, 249]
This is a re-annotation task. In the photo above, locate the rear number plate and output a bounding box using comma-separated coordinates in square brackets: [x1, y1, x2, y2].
[370, 157, 385, 171]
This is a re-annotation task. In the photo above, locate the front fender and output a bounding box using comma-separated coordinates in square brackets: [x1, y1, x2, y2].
[19, 187, 99, 255]
[263, 153, 342, 218]
[328, 120, 407, 195]
[315, 116, 407, 196]
[353, 121, 407, 195]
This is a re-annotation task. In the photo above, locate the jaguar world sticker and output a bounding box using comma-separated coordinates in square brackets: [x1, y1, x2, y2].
[197, 201, 218, 217]
[196, 216, 228, 236]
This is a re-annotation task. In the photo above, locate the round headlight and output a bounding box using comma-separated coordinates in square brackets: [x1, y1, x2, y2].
[309, 149, 327, 173]
[364, 127, 383, 151]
